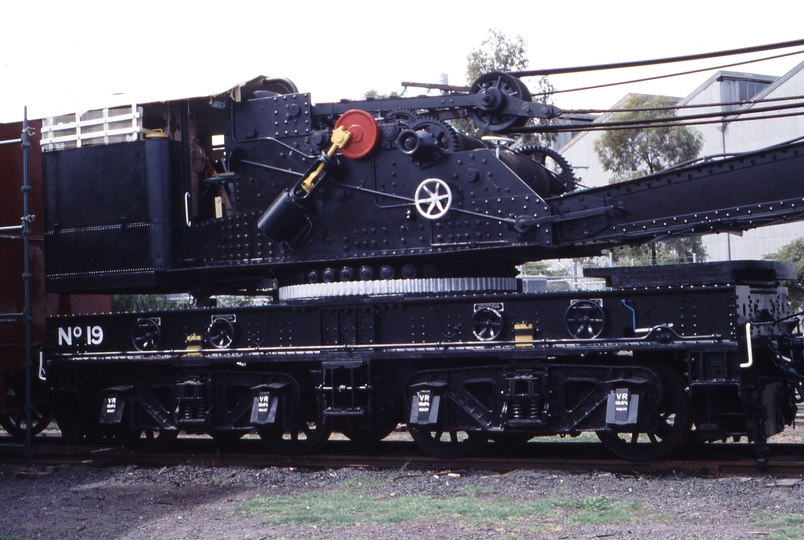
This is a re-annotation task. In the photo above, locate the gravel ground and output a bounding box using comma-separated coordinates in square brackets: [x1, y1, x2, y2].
[2, 455, 804, 540]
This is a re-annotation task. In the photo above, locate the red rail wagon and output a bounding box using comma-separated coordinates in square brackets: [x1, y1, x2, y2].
[0, 119, 108, 439]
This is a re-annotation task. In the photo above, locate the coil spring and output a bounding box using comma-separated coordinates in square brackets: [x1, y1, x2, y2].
[509, 400, 524, 420]
[179, 398, 206, 420]
[509, 399, 541, 420]
[528, 400, 541, 420]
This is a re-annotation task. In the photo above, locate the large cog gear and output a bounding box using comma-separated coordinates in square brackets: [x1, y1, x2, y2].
[279, 277, 517, 301]
[411, 117, 462, 153]
[517, 145, 578, 192]
[383, 108, 421, 125]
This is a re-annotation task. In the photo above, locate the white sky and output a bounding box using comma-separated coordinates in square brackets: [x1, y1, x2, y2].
[1, 0, 803, 123]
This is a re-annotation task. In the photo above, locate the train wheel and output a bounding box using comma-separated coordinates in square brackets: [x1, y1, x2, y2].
[0, 404, 52, 441]
[210, 430, 247, 445]
[407, 426, 487, 458]
[490, 433, 534, 447]
[0, 379, 53, 442]
[258, 418, 331, 455]
[116, 428, 178, 453]
[340, 417, 400, 444]
[596, 365, 691, 461]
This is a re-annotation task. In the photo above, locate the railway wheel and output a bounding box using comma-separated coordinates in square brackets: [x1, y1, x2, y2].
[116, 428, 179, 453]
[596, 365, 691, 461]
[258, 418, 331, 455]
[490, 433, 534, 447]
[210, 430, 247, 447]
[0, 378, 52, 441]
[340, 416, 400, 444]
[0, 404, 52, 441]
[407, 426, 487, 459]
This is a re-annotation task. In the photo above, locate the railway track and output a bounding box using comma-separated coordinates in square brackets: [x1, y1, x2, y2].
[4, 434, 804, 476]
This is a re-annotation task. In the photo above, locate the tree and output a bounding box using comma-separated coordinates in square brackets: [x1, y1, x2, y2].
[364, 89, 399, 100]
[765, 238, 804, 312]
[595, 94, 703, 178]
[466, 29, 529, 82]
[111, 294, 180, 312]
[462, 29, 556, 146]
[520, 260, 562, 276]
[595, 94, 707, 265]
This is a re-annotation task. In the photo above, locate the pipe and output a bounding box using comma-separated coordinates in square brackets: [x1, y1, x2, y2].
[22, 107, 33, 468]
[741, 322, 754, 368]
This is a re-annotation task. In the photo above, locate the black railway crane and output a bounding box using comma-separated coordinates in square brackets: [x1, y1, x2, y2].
[39, 72, 804, 463]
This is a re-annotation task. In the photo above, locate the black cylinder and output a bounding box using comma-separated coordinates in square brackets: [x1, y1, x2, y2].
[257, 189, 308, 242]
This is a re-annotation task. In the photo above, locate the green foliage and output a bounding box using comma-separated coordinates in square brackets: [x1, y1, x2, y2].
[459, 484, 493, 497]
[764, 238, 804, 311]
[236, 484, 650, 530]
[466, 29, 529, 82]
[213, 295, 260, 307]
[364, 89, 399, 99]
[753, 512, 804, 539]
[110, 294, 180, 312]
[595, 94, 706, 266]
[520, 261, 562, 276]
[237, 490, 554, 527]
[554, 496, 644, 524]
[595, 94, 703, 176]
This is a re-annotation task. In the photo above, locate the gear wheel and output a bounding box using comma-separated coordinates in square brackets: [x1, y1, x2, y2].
[411, 117, 462, 153]
[279, 277, 517, 301]
[383, 108, 420, 125]
[517, 145, 577, 191]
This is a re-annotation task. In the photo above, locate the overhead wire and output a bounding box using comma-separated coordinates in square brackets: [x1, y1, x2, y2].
[400, 45, 804, 113]
[517, 109, 804, 134]
[534, 49, 804, 103]
[401, 40, 804, 135]
[510, 39, 804, 135]
[511, 38, 804, 77]
[565, 93, 804, 116]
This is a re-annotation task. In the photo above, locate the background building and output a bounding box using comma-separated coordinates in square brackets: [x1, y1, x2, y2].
[558, 60, 804, 262]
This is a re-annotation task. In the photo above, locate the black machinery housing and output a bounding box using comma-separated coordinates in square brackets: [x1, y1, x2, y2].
[40, 73, 804, 461]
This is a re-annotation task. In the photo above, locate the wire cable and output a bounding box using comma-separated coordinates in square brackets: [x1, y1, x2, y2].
[534, 49, 804, 101]
[565, 93, 804, 116]
[512, 38, 804, 77]
[513, 109, 804, 134]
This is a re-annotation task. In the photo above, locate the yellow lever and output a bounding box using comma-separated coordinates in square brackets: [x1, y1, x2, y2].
[300, 126, 351, 193]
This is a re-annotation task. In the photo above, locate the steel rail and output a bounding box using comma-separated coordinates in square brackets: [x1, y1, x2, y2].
[3, 437, 804, 476]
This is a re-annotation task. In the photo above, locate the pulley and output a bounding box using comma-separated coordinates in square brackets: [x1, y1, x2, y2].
[334, 109, 379, 159]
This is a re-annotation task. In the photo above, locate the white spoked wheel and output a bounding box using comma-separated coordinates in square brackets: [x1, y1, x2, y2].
[414, 178, 452, 219]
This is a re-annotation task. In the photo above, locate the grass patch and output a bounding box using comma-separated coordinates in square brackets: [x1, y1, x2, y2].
[555, 496, 644, 524]
[459, 484, 492, 497]
[649, 513, 676, 521]
[753, 512, 804, 539]
[237, 490, 556, 527]
[766, 530, 804, 540]
[339, 474, 391, 489]
[236, 486, 650, 530]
